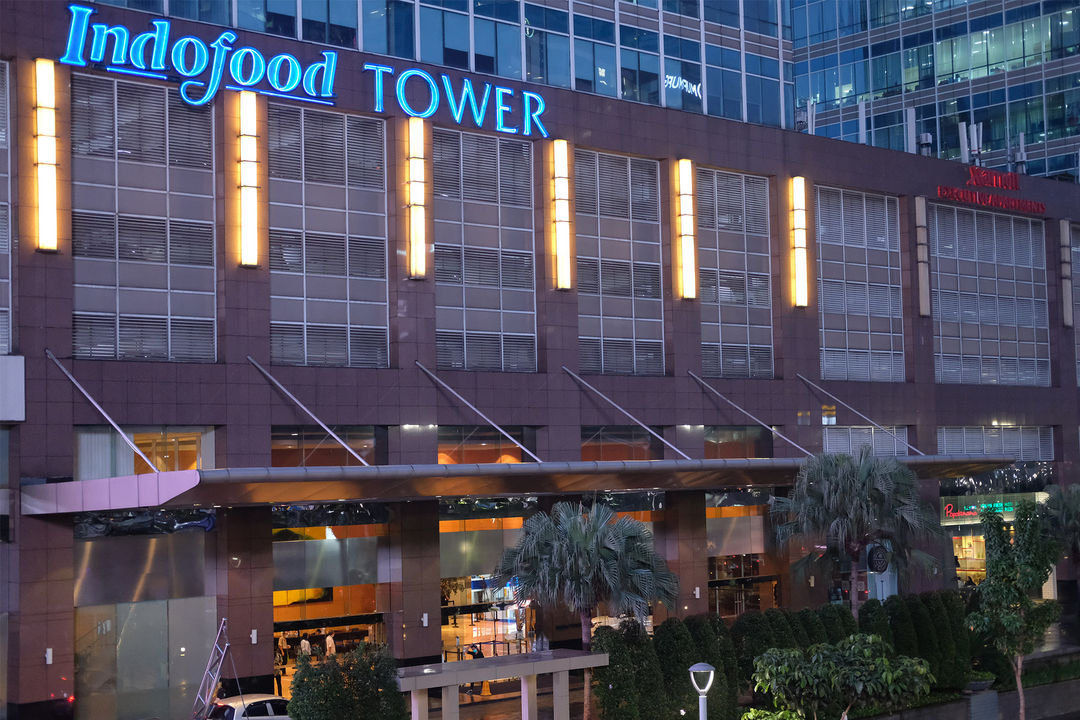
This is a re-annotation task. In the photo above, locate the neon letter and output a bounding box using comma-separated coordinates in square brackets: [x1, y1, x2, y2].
[494, 87, 517, 134]
[60, 4, 95, 67]
[397, 69, 439, 118]
[178, 32, 234, 106]
[129, 19, 170, 70]
[302, 51, 338, 98]
[522, 91, 548, 138]
[90, 23, 130, 64]
[441, 75, 490, 127]
[229, 47, 266, 86]
[363, 63, 394, 112]
[267, 54, 302, 92]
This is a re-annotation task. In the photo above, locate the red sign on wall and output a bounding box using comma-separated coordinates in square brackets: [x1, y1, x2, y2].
[965, 166, 1020, 191]
[936, 185, 1045, 215]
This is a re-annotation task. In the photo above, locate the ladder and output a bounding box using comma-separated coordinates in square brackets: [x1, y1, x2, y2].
[192, 618, 230, 720]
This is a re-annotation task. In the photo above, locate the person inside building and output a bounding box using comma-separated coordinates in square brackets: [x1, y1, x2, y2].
[325, 631, 336, 658]
[274, 647, 286, 695]
[299, 634, 312, 660]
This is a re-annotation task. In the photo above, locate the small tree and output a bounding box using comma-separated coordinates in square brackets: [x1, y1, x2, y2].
[752, 634, 933, 720]
[592, 625, 640, 720]
[784, 610, 811, 648]
[941, 590, 971, 685]
[287, 643, 408, 720]
[795, 608, 828, 645]
[655, 618, 700, 716]
[856, 598, 892, 647]
[620, 619, 671, 720]
[732, 611, 776, 686]
[764, 608, 797, 648]
[708, 615, 741, 719]
[817, 604, 845, 643]
[685, 615, 729, 720]
[968, 502, 1060, 720]
[883, 594, 918, 657]
[906, 594, 941, 679]
[925, 592, 958, 689]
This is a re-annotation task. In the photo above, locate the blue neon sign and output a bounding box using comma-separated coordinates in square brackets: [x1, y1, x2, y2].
[58, 4, 337, 106]
[364, 64, 549, 138]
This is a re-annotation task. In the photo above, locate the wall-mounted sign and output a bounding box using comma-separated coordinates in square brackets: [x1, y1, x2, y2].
[363, 64, 549, 137]
[966, 166, 1020, 191]
[59, 4, 337, 106]
[936, 186, 1045, 215]
[664, 74, 702, 100]
[939, 491, 1048, 526]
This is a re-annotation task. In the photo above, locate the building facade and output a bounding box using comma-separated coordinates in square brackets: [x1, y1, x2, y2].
[0, 1, 1079, 719]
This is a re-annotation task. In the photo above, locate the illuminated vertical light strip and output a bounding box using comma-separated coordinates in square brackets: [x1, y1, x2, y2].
[238, 90, 259, 266]
[407, 117, 427, 278]
[674, 158, 696, 299]
[915, 196, 931, 317]
[552, 139, 572, 289]
[791, 176, 809, 307]
[35, 59, 58, 252]
[1061, 219, 1073, 329]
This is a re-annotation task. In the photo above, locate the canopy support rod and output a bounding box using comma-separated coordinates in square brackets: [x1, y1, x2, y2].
[415, 361, 543, 463]
[561, 366, 691, 460]
[795, 373, 925, 456]
[688, 370, 813, 457]
[45, 348, 156, 469]
[247, 355, 369, 466]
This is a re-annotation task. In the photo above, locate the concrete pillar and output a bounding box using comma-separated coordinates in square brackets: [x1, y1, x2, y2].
[653, 490, 709, 620]
[553, 670, 570, 720]
[410, 689, 429, 720]
[521, 673, 538, 720]
[379, 501, 442, 664]
[216, 506, 275, 695]
[441, 685, 460, 720]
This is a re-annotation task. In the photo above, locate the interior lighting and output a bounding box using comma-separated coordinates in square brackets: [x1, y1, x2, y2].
[551, 139, 572, 289]
[238, 90, 259, 266]
[791, 176, 809, 307]
[35, 59, 58, 253]
[407, 117, 427, 278]
[674, 159, 696, 299]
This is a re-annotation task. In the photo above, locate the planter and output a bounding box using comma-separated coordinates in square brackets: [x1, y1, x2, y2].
[964, 679, 994, 692]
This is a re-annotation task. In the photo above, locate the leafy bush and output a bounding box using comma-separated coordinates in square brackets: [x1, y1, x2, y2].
[783, 610, 811, 648]
[906, 594, 942, 680]
[816, 604, 845, 643]
[655, 617, 700, 715]
[620, 619, 671, 720]
[941, 590, 971, 684]
[857, 599, 893, 647]
[593, 625, 640, 720]
[764, 609, 797, 649]
[836, 604, 858, 637]
[925, 592, 959, 689]
[709, 615, 741, 717]
[796, 608, 828, 645]
[685, 615, 730, 720]
[732, 611, 776, 685]
[287, 643, 407, 720]
[752, 634, 933, 720]
[884, 594, 918, 657]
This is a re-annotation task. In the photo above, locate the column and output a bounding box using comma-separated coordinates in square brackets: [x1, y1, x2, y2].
[521, 673, 538, 720]
[410, 689, 429, 720]
[379, 500, 442, 663]
[216, 506, 275, 695]
[653, 490, 709, 620]
[441, 685, 460, 720]
[552, 670, 570, 720]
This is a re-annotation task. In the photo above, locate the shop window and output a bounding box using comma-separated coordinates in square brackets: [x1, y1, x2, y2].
[271, 426, 383, 467]
[437, 426, 530, 464]
[74, 426, 215, 480]
[705, 426, 774, 458]
[581, 426, 663, 461]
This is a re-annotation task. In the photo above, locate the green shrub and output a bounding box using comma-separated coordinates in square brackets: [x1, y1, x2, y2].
[709, 615, 741, 716]
[857, 599, 893, 647]
[906, 594, 942, 680]
[685, 616, 730, 720]
[732, 611, 776, 686]
[796, 608, 828, 645]
[620, 619, 671, 720]
[925, 592, 959, 689]
[941, 590, 971, 684]
[784, 610, 811, 648]
[884, 594, 918, 657]
[287, 643, 407, 720]
[593, 625, 640, 720]
[817, 604, 845, 643]
[836, 604, 858, 637]
[655, 617, 700, 715]
[764, 609, 797, 648]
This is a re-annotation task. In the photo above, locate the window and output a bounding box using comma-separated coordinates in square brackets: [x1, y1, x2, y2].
[744, 0, 778, 36]
[272, 426, 381, 466]
[438, 426, 529, 463]
[663, 0, 698, 18]
[574, 40, 618, 96]
[621, 49, 661, 105]
[937, 426, 1054, 461]
[575, 150, 663, 375]
[238, 0, 298, 37]
[74, 426, 215, 481]
[363, 0, 415, 59]
[475, 17, 522, 78]
[0, 61, 8, 355]
[704, 1, 739, 28]
[168, 0, 229, 24]
[420, 6, 470, 69]
[433, 129, 537, 372]
[70, 75, 216, 362]
[704, 426, 774, 458]
[581, 426, 662, 461]
[698, 168, 773, 378]
[823, 426, 909, 456]
[525, 4, 570, 87]
[302, 0, 358, 46]
[930, 205, 1049, 387]
[817, 186, 904, 382]
[268, 105, 388, 368]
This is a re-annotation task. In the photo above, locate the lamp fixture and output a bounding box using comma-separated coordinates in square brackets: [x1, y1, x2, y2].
[791, 176, 809, 307]
[35, 58, 58, 253]
[406, 116, 427, 278]
[674, 158, 696, 299]
[238, 90, 259, 266]
[551, 139, 572, 289]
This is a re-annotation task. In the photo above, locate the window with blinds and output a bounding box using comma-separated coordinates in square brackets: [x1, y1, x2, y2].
[575, 149, 663, 375]
[267, 104, 389, 368]
[697, 167, 772, 378]
[816, 186, 903, 382]
[432, 127, 536, 372]
[0, 61, 9, 355]
[929, 205, 1049, 386]
[70, 75, 216, 362]
[936, 426, 1054, 461]
[822, 426, 909, 456]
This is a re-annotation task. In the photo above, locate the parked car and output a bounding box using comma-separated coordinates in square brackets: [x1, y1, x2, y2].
[207, 694, 290, 719]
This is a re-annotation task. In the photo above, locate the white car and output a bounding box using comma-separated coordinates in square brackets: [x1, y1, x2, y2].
[206, 694, 291, 719]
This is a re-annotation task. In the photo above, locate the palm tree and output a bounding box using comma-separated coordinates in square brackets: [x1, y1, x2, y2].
[495, 501, 678, 720]
[772, 446, 939, 617]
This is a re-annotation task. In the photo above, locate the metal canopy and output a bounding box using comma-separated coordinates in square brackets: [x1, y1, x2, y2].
[796, 373, 926, 455]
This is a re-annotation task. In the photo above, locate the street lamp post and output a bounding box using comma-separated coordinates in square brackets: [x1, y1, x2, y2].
[689, 662, 716, 720]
